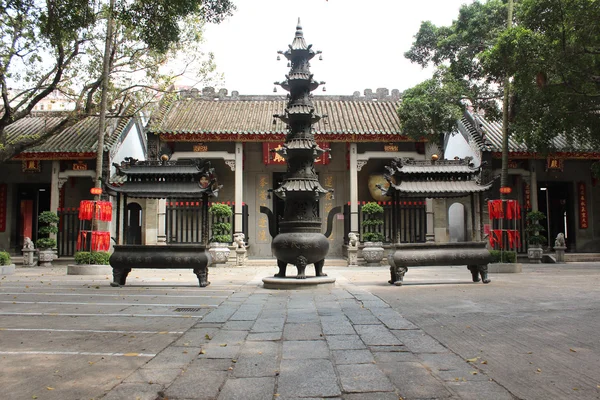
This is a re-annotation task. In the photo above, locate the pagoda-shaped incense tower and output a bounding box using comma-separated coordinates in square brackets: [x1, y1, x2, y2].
[268, 20, 332, 279]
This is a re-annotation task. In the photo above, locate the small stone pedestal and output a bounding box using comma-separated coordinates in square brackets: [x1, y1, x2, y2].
[262, 275, 336, 290]
[22, 248, 37, 267]
[1, 264, 16, 275]
[554, 246, 566, 263]
[235, 248, 247, 266]
[347, 246, 359, 267]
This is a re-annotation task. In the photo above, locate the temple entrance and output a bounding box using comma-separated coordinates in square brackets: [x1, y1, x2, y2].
[538, 182, 574, 250]
[126, 202, 143, 245]
[15, 184, 50, 249]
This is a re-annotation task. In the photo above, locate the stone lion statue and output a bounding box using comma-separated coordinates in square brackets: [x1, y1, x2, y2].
[23, 237, 34, 249]
[233, 233, 246, 249]
[348, 232, 359, 248]
[555, 233, 566, 248]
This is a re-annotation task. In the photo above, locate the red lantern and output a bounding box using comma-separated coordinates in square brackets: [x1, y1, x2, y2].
[499, 187, 512, 194]
[90, 187, 103, 195]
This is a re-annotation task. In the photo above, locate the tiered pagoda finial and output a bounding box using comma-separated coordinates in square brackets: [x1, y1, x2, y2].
[266, 20, 333, 280]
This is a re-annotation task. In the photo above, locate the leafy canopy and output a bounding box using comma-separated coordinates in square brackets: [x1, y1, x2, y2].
[399, 0, 600, 150]
[0, 0, 234, 162]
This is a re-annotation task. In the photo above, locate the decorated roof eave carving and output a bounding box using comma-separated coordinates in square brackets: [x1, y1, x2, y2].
[158, 132, 416, 143]
[103, 182, 218, 199]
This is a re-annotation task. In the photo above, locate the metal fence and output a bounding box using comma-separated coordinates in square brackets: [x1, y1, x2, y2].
[57, 208, 81, 256]
[343, 201, 426, 245]
[166, 202, 249, 244]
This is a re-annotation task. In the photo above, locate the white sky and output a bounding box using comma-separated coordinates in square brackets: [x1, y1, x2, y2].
[190, 0, 472, 96]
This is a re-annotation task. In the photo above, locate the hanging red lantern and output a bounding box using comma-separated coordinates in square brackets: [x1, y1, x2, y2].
[499, 187, 512, 194]
[90, 187, 103, 195]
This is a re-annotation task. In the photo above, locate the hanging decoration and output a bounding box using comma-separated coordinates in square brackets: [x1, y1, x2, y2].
[79, 200, 112, 221]
[77, 231, 111, 251]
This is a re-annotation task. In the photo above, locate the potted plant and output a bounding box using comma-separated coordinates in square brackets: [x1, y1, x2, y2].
[208, 203, 233, 264]
[525, 210, 546, 264]
[36, 211, 59, 267]
[0, 250, 15, 275]
[361, 202, 385, 266]
[67, 251, 112, 275]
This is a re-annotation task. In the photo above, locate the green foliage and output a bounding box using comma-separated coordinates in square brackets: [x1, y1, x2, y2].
[483, 0, 600, 148]
[0, 251, 11, 266]
[525, 211, 547, 245]
[489, 250, 516, 264]
[74, 251, 111, 265]
[362, 232, 385, 242]
[1, 0, 234, 163]
[36, 211, 59, 249]
[209, 203, 233, 218]
[361, 202, 384, 242]
[403, 0, 600, 149]
[209, 203, 232, 243]
[397, 72, 467, 144]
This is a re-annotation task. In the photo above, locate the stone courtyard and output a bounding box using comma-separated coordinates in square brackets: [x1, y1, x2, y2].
[1, 262, 599, 399]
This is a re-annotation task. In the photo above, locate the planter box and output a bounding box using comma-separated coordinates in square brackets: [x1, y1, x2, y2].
[488, 263, 522, 273]
[1, 264, 16, 275]
[67, 264, 112, 275]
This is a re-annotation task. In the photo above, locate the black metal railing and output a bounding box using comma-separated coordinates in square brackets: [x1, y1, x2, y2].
[166, 202, 249, 244]
[343, 201, 426, 245]
[57, 208, 81, 256]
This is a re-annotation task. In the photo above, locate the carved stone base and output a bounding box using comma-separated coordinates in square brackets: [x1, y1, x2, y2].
[235, 248, 247, 266]
[262, 275, 336, 290]
[362, 242, 384, 267]
[347, 247, 359, 267]
[554, 246, 566, 263]
[22, 249, 37, 267]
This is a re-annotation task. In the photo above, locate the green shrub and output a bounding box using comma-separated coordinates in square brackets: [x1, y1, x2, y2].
[209, 203, 233, 243]
[525, 211, 547, 246]
[489, 250, 516, 264]
[36, 211, 59, 249]
[74, 251, 111, 265]
[361, 202, 385, 243]
[0, 251, 11, 266]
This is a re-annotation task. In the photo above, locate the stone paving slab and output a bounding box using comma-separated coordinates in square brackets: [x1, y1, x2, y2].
[1, 265, 535, 400]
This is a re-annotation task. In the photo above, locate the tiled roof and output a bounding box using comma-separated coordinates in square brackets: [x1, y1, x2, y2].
[104, 182, 213, 199]
[6, 112, 133, 154]
[149, 99, 403, 137]
[391, 180, 492, 198]
[458, 111, 596, 153]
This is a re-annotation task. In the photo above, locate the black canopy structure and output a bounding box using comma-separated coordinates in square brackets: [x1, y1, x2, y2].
[102, 158, 220, 287]
[382, 157, 493, 199]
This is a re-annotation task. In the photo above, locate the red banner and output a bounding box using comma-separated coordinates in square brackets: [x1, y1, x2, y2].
[0, 184, 6, 232]
[578, 182, 588, 229]
[263, 142, 330, 165]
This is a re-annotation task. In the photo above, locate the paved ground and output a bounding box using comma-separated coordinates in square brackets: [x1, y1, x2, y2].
[1, 261, 599, 400]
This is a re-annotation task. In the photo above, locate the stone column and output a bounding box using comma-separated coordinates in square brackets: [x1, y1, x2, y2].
[529, 161, 539, 211]
[145, 199, 158, 245]
[349, 143, 359, 233]
[474, 193, 482, 241]
[234, 142, 244, 234]
[157, 199, 167, 244]
[49, 161, 60, 241]
[425, 198, 435, 242]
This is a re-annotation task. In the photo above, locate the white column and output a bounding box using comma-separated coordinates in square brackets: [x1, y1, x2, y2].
[157, 199, 166, 244]
[349, 143, 359, 233]
[426, 198, 435, 242]
[50, 161, 60, 213]
[50, 161, 60, 241]
[234, 142, 243, 234]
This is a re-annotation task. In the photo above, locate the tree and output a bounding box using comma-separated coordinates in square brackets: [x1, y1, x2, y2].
[399, 0, 600, 152]
[483, 0, 600, 150]
[0, 0, 234, 163]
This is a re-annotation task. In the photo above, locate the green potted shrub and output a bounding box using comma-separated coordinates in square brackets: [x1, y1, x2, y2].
[525, 211, 546, 264]
[361, 202, 385, 266]
[0, 250, 15, 274]
[74, 251, 111, 265]
[208, 203, 233, 264]
[36, 211, 59, 267]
